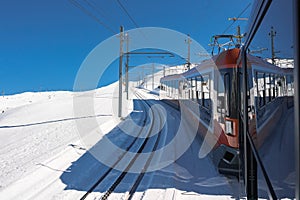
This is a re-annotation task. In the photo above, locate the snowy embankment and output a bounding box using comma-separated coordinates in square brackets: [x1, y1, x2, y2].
[0, 79, 239, 200]
[0, 82, 126, 199]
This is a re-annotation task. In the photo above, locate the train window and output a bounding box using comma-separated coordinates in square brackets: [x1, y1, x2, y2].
[256, 71, 265, 108]
[173, 80, 176, 98]
[202, 74, 211, 109]
[217, 73, 230, 116]
[275, 75, 282, 97]
[168, 81, 171, 97]
[172, 80, 175, 98]
[286, 75, 294, 96]
[176, 80, 179, 98]
[182, 80, 189, 100]
[196, 76, 202, 104]
[169, 80, 172, 98]
[182, 80, 186, 90]
[178, 80, 182, 98]
[186, 80, 190, 100]
[171, 80, 173, 97]
[265, 73, 271, 103]
[175, 80, 178, 98]
[189, 78, 193, 100]
[191, 77, 197, 101]
[271, 74, 275, 100]
[224, 73, 230, 116]
[187, 78, 191, 99]
[217, 74, 225, 114]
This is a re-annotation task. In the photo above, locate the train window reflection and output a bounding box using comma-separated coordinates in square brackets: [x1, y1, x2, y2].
[256, 72, 265, 108]
[245, 0, 295, 198]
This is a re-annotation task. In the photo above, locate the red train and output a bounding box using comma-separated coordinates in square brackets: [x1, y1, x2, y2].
[160, 48, 294, 174]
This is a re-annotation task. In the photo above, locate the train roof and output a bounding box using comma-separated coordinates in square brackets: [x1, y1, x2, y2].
[161, 48, 291, 82]
[161, 48, 240, 81]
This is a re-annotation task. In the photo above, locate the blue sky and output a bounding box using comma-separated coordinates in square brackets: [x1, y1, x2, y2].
[0, 0, 252, 94]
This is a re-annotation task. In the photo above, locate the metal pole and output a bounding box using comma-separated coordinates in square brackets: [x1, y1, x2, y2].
[163, 65, 165, 77]
[242, 48, 258, 199]
[186, 34, 191, 70]
[118, 26, 124, 118]
[269, 26, 277, 65]
[237, 25, 241, 45]
[125, 33, 129, 100]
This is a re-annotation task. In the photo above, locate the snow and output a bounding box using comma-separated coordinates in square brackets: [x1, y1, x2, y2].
[0, 83, 121, 198]
[0, 80, 244, 199]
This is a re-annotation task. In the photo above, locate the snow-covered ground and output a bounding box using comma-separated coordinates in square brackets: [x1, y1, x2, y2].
[0, 83, 124, 199]
[8, 76, 297, 199]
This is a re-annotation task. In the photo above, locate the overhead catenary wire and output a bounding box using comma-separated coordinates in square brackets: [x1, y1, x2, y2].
[115, 0, 140, 28]
[83, 0, 119, 26]
[68, 0, 117, 34]
[222, 3, 251, 34]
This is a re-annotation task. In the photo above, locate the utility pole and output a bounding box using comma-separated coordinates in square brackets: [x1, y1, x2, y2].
[228, 18, 248, 47]
[185, 34, 191, 70]
[118, 26, 124, 118]
[125, 33, 129, 100]
[269, 26, 277, 65]
[236, 25, 242, 46]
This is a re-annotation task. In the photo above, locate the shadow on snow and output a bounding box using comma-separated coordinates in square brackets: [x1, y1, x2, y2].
[59, 99, 240, 198]
[59, 98, 296, 199]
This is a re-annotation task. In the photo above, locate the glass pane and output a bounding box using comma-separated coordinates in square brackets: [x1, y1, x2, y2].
[247, 0, 295, 198]
[202, 74, 210, 109]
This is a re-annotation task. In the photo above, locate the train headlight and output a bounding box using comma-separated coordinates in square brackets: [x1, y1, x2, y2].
[225, 120, 233, 135]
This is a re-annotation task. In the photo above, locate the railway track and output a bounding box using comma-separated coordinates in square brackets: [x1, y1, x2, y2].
[81, 90, 165, 200]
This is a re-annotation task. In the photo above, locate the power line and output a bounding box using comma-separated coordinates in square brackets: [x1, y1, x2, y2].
[222, 3, 251, 34]
[115, 0, 140, 28]
[68, 0, 116, 34]
[83, 0, 118, 26]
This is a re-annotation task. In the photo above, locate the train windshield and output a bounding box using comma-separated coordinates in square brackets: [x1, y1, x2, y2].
[217, 70, 233, 118]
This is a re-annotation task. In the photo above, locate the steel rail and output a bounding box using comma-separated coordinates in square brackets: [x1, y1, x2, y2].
[80, 92, 151, 200]
[100, 90, 160, 200]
